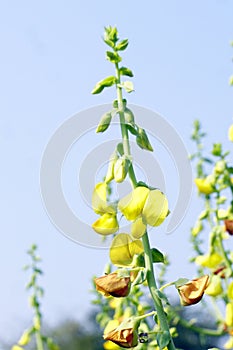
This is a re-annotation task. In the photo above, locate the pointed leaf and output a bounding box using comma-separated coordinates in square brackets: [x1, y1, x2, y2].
[119, 66, 134, 77]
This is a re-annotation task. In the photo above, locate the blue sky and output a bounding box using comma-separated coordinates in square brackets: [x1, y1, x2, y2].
[1, 0, 233, 343]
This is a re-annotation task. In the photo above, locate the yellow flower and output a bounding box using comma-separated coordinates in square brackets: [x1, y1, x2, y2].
[205, 275, 223, 297]
[118, 186, 149, 221]
[92, 182, 115, 215]
[11, 346, 24, 350]
[228, 124, 233, 142]
[110, 233, 143, 267]
[194, 177, 215, 195]
[195, 253, 223, 269]
[95, 272, 131, 297]
[92, 213, 119, 235]
[177, 275, 209, 306]
[131, 217, 146, 239]
[227, 281, 233, 300]
[226, 303, 233, 327]
[142, 189, 168, 226]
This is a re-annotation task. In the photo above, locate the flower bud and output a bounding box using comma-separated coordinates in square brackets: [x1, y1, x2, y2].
[103, 317, 140, 348]
[136, 127, 153, 152]
[118, 186, 150, 221]
[194, 177, 215, 195]
[142, 189, 169, 227]
[205, 275, 223, 297]
[114, 157, 130, 183]
[96, 112, 112, 133]
[92, 213, 119, 235]
[18, 329, 31, 346]
[95, 272, 131, 298]
[177, 275, 209, 306]
[124, 108, 135, 125]
[131, 217, 146, 239]
[110, 233, 143, 267]
[105, 153, 118, 183]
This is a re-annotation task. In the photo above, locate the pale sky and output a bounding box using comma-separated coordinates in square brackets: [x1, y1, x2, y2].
[1, 0, 233, 344]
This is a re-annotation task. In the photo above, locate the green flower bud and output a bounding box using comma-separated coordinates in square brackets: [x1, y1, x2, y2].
[124, 108, 135, 125]
[96, 112, 112, 133]
[136, 127, 153, 152]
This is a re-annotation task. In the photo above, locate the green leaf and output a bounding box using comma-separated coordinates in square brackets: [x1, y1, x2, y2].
[151, 248, 165, 263]
[174, 278, 189, 288]
[157, 290, 170, 305]
[106, 51, 122, 63]
[157, 331, 170, 349]
[92, 76, 116, 94]
[126, 124, 138, 135]
[117, 143, 124, 156]
[119, 66, 134, 77]
[115, 39, 129, 51]
[132, 269, 147, 286]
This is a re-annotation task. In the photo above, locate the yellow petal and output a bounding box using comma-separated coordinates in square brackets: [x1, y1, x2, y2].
[92, 213, 119, 235]
[128, 240, 143, 257]
[110, 234, 132, 266]
[103, 341, 121, 350]
[227, 281, 233, 300]
[131, 217, 146, 239]
[194, 178, 214, 195]
[205, 275, 223, 296]
[224, 336, 233, 349]
[142, 190, 168, 227]
[226, 303, 233, 327]
[195, 253, 223, 268]
[118, 187, 149, 221]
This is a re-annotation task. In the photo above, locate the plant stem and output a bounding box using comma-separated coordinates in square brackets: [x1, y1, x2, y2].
[142, 233, 176, 350]
[115, 61, 176, 350]
[35, 331, 44, 350]
[178, 317, 225, 337]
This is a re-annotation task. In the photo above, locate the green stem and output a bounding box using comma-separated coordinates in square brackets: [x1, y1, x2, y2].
[35, 331, 44, 350]
[115, 60, 176, 350]
[142, 233, 176, 350]
[178, 317, 225, 337]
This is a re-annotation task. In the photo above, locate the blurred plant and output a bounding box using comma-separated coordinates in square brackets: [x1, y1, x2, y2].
[11, 244, 59, 350]
[188, 118, 233, 349]
[90, 26, 210, 350]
